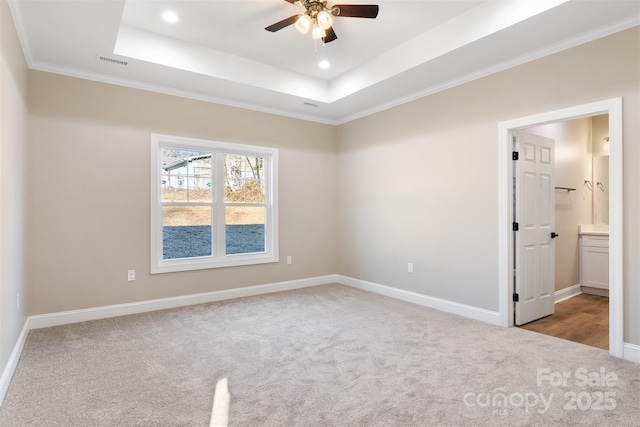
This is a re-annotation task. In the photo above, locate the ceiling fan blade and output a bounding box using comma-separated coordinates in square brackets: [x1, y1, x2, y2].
[332, 4, 379, 18]
[322, 27, 337, 43]
[265, 15, 300, 32]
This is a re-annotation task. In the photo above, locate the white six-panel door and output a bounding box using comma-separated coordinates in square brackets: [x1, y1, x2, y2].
[515, 131, 556, 325]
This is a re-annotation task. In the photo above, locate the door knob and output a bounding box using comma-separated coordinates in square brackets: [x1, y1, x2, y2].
[551, 232, 559, 239]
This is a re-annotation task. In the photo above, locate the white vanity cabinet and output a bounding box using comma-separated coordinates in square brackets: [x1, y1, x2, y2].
[580, 233, 609, 290]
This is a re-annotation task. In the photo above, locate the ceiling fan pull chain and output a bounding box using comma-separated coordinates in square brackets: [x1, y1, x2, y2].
[314, 37, 327, 54]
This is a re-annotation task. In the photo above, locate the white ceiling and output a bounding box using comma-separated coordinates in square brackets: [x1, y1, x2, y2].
[8, 0, 640, 125]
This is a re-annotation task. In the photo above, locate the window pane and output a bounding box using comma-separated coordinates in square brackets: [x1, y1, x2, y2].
[162, 148, 212, 202]
[244, 155, 265, 180]
[245, 179, 265, 203]
[188, 175, 212, 202]
[226, 206, 265, 255]
[162, 174, 187, 202]
[163, 206, 212, 259]
[224, 178, 244, 202]
[224, 154, 265, 203]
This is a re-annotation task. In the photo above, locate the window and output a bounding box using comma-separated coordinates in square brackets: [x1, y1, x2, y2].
[150, 134, 278, 273]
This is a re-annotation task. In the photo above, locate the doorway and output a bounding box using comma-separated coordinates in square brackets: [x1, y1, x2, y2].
[514, 116, 610, 350]
[498, 98, 623, 358]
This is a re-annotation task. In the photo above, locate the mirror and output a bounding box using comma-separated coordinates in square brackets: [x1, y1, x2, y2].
[593, 155, 609, 224]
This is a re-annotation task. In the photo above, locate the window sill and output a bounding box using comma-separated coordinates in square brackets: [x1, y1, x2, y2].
[150, 254, 279, 274]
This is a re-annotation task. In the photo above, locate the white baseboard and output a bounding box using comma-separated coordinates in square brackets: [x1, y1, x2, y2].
[29, 275, 337, 330]
[0, 318, 30, 405]
[27, 274, 502, 330]
[623, 342, 640, 363]
[555, 284, 582, 303]
[3, 274, 636, 408]
[0, 275, 336, 407]
[336, 275, 502, 326]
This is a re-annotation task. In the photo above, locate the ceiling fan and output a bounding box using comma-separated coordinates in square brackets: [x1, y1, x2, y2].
[265, 0, 379, 43]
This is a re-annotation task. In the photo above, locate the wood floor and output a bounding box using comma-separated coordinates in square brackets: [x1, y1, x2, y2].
[519, 293, 609, 350]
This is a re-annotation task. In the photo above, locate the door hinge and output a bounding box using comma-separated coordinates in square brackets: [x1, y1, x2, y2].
[512, 151, 519, 161]
[513, 293, 519, 302]
[512, 222, 519, 231]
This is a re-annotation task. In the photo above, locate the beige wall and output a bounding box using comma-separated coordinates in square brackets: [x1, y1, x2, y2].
[528, 118, 594, 292]
[6, 15, 640, 359]
[0, 0, 28, 372]
[591, 114, 610, 224]
[592, 114, 610, 158]
[337, 28, 640, 344]
[26, 72, 338, 314]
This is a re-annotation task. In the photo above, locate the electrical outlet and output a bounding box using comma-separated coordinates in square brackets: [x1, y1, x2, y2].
[286, 256, 292, 265]
[128, 270, 136, 281]
[17, 294, 20, 311]
[408, 263, 414, 274]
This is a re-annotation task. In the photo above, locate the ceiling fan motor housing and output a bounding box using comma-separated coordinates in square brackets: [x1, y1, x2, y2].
[298, 0, 336, 18]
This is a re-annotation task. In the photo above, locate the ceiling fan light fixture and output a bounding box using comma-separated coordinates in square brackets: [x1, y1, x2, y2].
[316, 10, 333, 30]
[312, 23, 326, 39]
[266, 1, 379, 44]
[295, 14, 312, 33]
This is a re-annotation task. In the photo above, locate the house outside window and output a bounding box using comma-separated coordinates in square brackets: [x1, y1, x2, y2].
[150, 134, 278, 273]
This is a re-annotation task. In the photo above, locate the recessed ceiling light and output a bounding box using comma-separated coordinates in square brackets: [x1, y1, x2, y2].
[162, 11, 179, 23]
[318, 60, 330, 69]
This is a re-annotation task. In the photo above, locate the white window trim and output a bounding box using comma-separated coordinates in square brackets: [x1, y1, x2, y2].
[150, 134, 278, 274]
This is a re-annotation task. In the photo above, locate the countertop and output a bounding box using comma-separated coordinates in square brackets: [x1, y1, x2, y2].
[579, 224, 609, 236]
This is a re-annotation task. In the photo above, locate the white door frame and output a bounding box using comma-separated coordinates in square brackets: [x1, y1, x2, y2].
[498, 97, 623, 358]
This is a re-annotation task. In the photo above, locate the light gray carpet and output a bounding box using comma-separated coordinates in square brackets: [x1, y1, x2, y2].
[1, 284, 639, 426]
